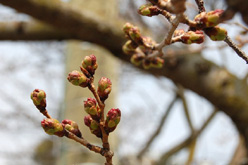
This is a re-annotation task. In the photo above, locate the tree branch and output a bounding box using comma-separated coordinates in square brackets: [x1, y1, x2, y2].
[0, 21, 73, 40]
[1, 0, 248, 151]
[137, 95, 179, 159]
[177, 85, 194, 133]
[157, 109, 217, 164]
[224, 36, 248, 64]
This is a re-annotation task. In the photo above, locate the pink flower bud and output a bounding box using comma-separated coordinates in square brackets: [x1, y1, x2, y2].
[142, 59, 153, 69]
[122, 40, 138, 55]
[123, 23, 134, 35]
[130, 53, 145, 66]
[81, 54, 98, 75]
[84, 98, 99, 116]
[84, 115, 102, 138]
[181, 30, 204, 44]
[151, 57, 164, 68]
[62, 119, 82, 138]
[204, 26, 227, 41]
[105, 108, 121, 134]
[97, 77, 112, 101]
[67, 70, 89, 87]
[141, 37, 156, 50]
[129, 26, 143, 45]
[194, 9, 224, 28]
[31, 89, 46, 111]
[41, 118, 64, 137]
[138, 4, 161, 17]
[174, 29, 185, 37]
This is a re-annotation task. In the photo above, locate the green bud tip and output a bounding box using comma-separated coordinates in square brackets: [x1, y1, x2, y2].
[97, 77, 112, 100]
[122, 40, 138, 55]
[41, 118, 64, 137]
[194, 9, 224, 28]
[129, 27, 143, 45]
[106, 108, 121, 128]
[84, 115, 99, 130]
[181, 30, 204, 44]
[62, 119, 82, 137]
[205, 26, 227, 41]
[67, 70, 89, 87]
[151, 57, 164, 68]
[123, 23, 134, 35]
[31, 89, 46, 107]
[138, 4, 160, 17]
[84, 98, 98, 116]
[130, 53, 144, 66]
[81, 54, 98, 75]
[142, 59, 153, 69]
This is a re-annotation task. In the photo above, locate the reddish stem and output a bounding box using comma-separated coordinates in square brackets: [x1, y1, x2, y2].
[87, 80, 112, 164]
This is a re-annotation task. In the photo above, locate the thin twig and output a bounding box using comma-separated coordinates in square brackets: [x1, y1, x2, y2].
[224, 36, 248, 64]
[87, 81, 112, 164]
[137, 95, 179, 159]
[147, 14, 183, 59]
[157, 109, 218, 164]
[177, 86, 194, 133]
[66, 130, 114, 164]
[42, 110, 52, 119]
[229, 135, 248, 165]
[195, 0, 205, 13]
[66, 130, 103, 154]
[186, 139, 197, 165]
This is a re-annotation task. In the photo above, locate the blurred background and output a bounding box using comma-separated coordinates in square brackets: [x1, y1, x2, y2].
[0, 0, 247, 164]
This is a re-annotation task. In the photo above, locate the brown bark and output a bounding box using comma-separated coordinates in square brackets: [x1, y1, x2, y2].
[0, 21, 73, 40]
[1, 0, 248, 154]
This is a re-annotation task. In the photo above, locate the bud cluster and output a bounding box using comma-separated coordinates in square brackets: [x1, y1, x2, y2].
[122, 23, 164, 69]
[84, 115, 102, 138]
[67, 54, 98, 87]
[62, 119, 82, 138]
[31, 89, 47, 112]
[180, 30, 205, 44]
[32, 55, 121, 158]
[105, 108, 121, 134]
[41, 118, 65, 137]
[122, 5, 228, 69]
[193, 9, 227, 41]
[138, 3, 161, 17]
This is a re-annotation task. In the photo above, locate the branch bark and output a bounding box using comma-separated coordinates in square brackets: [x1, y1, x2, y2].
[1, 0, 248, 154]
[0, 21, 73, 40]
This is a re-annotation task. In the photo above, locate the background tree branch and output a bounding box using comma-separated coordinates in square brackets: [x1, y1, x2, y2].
[1, 0, 248, 153]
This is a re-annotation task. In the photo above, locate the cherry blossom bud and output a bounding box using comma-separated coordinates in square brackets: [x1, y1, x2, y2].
[194, 9, 224, 28]
[142, 59, 153, 69]
[141, 37, 156, 50]
[84, 115, 102, 138]
[31, 89, 46, 111]
[84, 98, 98, 116]
[81, 54, 98, 75]
[62, 119, 82, 137]
[138, 4, 161, 17]
[181, 30, 204, 44]
[128, 26, 143, 45]
[97, 77, 112, 101]
[41, 118, 64, 137]
[67, 70, 89, 87]
[123, 23, 134, 35]
[122, 40, 138, 55]
[151, 57, 164, 68]
[204, 26, 227, 41]
[130, 53, 145, 66]
[105, 108, 121, 134]
[174, 29, 185, 37]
